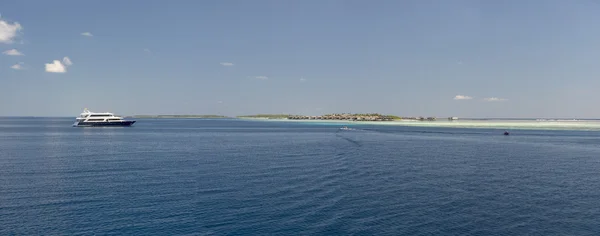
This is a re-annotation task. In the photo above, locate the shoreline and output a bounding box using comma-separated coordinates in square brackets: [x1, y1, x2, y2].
[237, 117, 600, 131]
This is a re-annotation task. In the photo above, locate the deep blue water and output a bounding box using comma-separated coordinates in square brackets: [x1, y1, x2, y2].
[2, 118, 600, 235]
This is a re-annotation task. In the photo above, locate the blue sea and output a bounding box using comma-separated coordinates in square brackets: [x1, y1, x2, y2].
[2, 117, 600, 235]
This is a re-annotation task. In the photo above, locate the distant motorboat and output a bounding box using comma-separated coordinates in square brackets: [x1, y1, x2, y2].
[504, 131, 510, 135]
[340, 126, 354, 131]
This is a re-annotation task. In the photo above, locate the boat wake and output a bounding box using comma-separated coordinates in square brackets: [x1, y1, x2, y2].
[335, 127, 362, 146]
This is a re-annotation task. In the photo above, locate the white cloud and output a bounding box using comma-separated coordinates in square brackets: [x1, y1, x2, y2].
[220, 62, 234, 66]
[45, 60, 67, 73]
[3, 49, 23, 56]
[45, 56, 73, 73]
[484, 97, 507, 102]
[0, 17, 22, 44]
[10, 62, 24, 70]
[454, 95, 473, 100]
[300, 77, 306, 82]
[253, 76, 268, 80]
[81, 32, 93, 37]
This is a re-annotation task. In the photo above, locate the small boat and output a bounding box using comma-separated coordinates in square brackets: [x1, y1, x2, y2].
[504, 131, 510, 135]
[340, 126, 353, 130]
[73, 108, 136, 127]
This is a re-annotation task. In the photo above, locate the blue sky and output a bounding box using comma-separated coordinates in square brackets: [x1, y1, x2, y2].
[1, 0, 600, 118]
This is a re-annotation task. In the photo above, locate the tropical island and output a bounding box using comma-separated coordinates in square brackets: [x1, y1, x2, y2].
[237, 113, 441, 121]
[130, 115, 230, 119]
[129, 113, 449, 121]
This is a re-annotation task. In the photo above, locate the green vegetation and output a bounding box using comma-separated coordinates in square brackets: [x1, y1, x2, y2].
[236, 114, 292, 119]
[131, 115, 230, 118]
[383, 115, 403, 120]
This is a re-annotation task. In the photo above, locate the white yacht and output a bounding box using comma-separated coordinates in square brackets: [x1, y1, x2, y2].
[73, 108, 136, 127]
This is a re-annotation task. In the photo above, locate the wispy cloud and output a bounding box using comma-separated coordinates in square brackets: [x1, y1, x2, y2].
[0, 17, 22, 44]
[2, 49, 23, 56]
[10, 62, 24, 70]
[253, 76, 268, 80]
[484, 97, 507, 102]
[143, 48, 154, 56]
[300, 77, 306, 82]
[220, 62, 234, 66]
[45, 57, 73, 73]
[81, 32, 93, 37]
[62, 57, 72, 66]
[453, 95, 473, 100]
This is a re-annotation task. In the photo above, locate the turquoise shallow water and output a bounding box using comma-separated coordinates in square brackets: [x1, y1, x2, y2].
[1, 117, 600, 235]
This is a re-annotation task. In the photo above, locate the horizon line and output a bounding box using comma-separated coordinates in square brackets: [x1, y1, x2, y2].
[2, 116, 600, 120]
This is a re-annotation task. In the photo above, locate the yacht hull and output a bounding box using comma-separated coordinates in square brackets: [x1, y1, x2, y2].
[73, 120, 136, 127]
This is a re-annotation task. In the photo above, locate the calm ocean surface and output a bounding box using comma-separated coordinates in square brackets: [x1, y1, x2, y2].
[2, 118, 600, 235]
